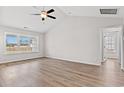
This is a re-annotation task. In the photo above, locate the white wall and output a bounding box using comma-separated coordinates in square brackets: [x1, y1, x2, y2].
[45, 16, 123, 65]
[0, 26, 44, 63]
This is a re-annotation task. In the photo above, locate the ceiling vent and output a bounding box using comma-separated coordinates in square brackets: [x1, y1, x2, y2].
[100, 9, 118, 14]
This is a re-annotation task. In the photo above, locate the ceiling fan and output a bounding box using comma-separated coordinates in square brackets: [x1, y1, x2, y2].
[31, 7, 56, 21]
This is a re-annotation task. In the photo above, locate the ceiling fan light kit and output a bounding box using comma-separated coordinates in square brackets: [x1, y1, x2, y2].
[41, 11, 47, 18]
[31, 7, 56, 21]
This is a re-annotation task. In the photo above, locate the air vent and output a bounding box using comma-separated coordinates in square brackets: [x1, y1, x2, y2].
[100, 9, 117, 14]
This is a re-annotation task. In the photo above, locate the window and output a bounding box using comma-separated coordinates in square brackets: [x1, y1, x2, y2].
[5, 33, 39, 54]
[6, 35, 18, 53]
[19, 36, 32, 52]
[104, 32, 116, 52]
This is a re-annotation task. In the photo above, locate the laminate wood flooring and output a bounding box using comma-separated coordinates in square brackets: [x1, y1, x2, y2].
[0, 58, 124, 87]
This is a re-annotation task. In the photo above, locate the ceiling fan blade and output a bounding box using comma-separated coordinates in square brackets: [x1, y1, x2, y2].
[47, 9, 55, 14]
[47, 15, 56, 19]
[31, 14, 41, 15]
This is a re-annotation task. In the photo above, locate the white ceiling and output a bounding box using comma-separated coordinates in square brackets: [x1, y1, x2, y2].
[59, 6, 124, 18]
[0, 6, 66, 33]
[0, 6, 124, 33]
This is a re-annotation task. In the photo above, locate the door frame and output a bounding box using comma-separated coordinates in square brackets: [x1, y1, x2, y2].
[100, 25, 124, 70]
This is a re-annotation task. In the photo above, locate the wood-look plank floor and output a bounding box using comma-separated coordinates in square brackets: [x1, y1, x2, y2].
[0, 58, 124, 87]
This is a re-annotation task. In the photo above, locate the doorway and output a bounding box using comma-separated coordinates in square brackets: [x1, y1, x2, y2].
[100, 26, 124, 70]
[103, 31, 119, 60]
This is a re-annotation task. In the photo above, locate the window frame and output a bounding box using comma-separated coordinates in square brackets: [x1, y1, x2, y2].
[4, 32, 40, 55]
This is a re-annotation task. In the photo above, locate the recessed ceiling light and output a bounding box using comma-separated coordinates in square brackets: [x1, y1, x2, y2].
[24, 27, 28, 29]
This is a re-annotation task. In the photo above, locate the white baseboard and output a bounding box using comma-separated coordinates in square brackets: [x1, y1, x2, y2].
[0, 56, 44, 64]
[0, 55, 101, 66]
[46, 56, 101, 66]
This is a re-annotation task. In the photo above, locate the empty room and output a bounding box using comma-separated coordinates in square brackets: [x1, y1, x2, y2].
[0, 6, 124, 87]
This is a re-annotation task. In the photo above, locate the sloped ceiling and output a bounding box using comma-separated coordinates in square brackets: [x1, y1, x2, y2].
[0, 6, 66, 33]
[0, 6, 124, 33]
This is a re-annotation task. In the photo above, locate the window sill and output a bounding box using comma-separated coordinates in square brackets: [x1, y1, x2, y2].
[4, 51, 40, 55]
